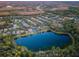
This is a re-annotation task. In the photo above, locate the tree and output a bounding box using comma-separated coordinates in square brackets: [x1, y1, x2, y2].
[63, 19, 76, 34]
[0, 35, 33, 57]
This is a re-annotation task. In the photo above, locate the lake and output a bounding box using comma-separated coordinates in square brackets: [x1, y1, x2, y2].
[15, 32, 71, 51]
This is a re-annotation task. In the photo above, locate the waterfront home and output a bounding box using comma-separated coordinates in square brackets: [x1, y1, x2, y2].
[28, 28, 33, 33]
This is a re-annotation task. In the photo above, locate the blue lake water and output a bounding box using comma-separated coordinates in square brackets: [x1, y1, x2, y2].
[15, 32, 71, 51]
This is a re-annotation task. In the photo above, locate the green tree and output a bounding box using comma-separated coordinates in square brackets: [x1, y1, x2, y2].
[63, 19, 76, 34]
[0, 35, 33, 57]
